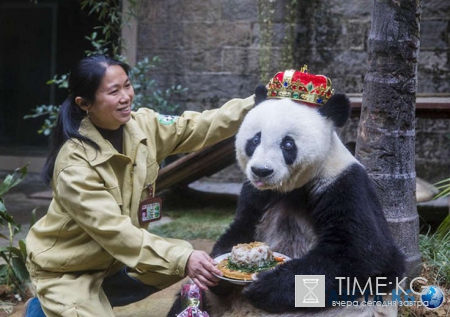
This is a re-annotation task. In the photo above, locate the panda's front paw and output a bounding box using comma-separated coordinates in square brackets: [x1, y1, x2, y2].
[242, 270, 293, 313]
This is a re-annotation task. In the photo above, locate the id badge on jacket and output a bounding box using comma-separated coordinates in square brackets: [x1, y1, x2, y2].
[139, 185, 162, 226]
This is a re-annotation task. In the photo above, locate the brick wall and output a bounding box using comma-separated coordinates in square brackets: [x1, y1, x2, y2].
[136, 0, 450, 183]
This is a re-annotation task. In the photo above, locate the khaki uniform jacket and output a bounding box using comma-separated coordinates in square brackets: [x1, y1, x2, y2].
[26, 96, 254, 279]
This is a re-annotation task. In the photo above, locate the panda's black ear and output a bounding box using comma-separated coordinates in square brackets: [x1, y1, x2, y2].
[254, 84, 268, 106]
[318, 93, 351, 127]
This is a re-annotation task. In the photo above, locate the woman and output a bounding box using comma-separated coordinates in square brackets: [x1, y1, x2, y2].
[24, 55, 255, 316]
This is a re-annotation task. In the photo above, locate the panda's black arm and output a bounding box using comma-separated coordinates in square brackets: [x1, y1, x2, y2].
[210, 182, 272, 257]
[243, 164, 405, 313]
[241, 218, 368, 313]
[242, 247, 350, 313]
[243, 229, 395, 313]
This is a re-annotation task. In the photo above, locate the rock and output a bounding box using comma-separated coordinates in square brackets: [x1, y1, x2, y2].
[416, 177, 439, 203]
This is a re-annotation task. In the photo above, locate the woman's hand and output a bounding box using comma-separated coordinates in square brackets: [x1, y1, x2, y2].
[185, 250, 222, 290]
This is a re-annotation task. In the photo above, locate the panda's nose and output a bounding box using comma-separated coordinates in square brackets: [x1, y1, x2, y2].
[251, 166, 273, 178]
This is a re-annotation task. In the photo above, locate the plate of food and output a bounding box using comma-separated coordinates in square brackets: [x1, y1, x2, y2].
[213, 241, 291, 285]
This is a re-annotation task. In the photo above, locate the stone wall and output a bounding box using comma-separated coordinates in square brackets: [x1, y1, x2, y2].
[136, 0, 450, 184]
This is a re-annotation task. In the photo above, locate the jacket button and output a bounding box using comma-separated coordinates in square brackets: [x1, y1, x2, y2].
[175, 269, 180, 275]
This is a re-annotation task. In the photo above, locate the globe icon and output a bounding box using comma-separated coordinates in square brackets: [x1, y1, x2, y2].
[421, 286, 445, 309]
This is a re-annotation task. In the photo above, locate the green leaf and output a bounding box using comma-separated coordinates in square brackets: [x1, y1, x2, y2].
[0, 251, 9, 263]
[0, 165, 28, 196]
[0, 265, 8, 283]
[0, 212, 15, 224]
[6, 246, 23, 258]
[436, 214, 450, 240]
[30, 208, 39, 227]
[434, 178, 450, 199]
[19, 240, 27, 259]
[11, 257, 29, 283]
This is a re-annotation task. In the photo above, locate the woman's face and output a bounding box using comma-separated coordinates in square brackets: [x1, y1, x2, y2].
[84, 65, 134, 130]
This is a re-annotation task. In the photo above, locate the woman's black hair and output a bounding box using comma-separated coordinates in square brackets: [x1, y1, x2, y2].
[41, 55, 131, 184]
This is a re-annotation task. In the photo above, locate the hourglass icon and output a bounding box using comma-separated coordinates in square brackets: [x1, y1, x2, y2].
[302, 278, 319, 303]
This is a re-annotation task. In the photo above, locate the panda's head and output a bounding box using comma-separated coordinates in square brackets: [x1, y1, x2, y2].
[236, 85, 352, 192]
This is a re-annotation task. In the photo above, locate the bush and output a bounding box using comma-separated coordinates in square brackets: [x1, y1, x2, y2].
[0, 166, 35, 300]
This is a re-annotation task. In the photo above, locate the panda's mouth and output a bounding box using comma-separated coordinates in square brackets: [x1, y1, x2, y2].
[250, 170, 294, 191]
[254, 180, 266, 188]
[251, 177, 280, 190]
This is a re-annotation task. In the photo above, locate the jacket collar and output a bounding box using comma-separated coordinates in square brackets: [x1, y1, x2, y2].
[78, 116, 147, 166]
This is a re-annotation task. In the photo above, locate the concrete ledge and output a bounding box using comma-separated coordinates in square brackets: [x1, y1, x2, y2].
[29, 189, 52, 200]
[0, 155, 46, 174]
[189, 180, 242, 196]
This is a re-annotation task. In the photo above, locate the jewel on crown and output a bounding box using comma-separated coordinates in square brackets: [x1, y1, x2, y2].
[266, 65, 334, 107]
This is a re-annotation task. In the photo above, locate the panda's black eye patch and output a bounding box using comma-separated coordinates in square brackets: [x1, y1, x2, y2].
[245, 132, 261, 157]
[281, 136, 297, 165]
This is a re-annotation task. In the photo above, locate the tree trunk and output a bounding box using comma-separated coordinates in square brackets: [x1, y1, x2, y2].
[355, 0, 421, 279]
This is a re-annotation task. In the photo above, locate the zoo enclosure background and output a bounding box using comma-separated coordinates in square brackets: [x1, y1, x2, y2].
[135, 0, 449, 184]
[0, 0, 448, 184]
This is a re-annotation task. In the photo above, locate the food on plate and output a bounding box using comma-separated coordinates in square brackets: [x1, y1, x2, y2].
[216, 242, 286, 281]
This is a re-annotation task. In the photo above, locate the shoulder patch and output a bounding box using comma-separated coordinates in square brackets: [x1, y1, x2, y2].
[157, 114, 179, 125]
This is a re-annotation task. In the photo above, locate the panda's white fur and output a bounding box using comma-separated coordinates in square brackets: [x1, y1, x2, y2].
[198, 91, 405, 317]
[235, 98, 358, 193]
[168, 89, 405, 317]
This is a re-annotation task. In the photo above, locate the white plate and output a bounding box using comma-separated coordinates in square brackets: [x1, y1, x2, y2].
[213, 252, 291, 285]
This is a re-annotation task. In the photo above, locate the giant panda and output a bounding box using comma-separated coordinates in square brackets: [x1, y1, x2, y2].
[201, 82, 406, 317]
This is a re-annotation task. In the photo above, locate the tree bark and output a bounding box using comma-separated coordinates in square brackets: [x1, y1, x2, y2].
[355, 0, 421, 278]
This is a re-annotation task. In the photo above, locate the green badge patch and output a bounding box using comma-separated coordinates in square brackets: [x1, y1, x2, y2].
[158, 114, 179, 125]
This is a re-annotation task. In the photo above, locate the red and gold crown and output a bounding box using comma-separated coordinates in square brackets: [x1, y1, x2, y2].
[266, 66, 334, 107]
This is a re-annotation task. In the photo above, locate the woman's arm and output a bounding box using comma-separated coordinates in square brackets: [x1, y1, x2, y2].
[134, 95, 255, 163]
